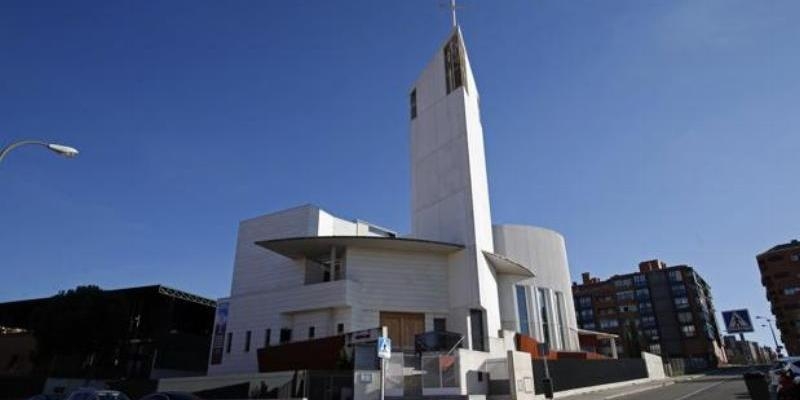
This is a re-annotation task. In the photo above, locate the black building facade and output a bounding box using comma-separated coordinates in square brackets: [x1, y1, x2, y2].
[0, 285, 215, 380]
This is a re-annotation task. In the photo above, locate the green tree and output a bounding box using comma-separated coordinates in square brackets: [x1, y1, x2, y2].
[622, 318, 644, 358]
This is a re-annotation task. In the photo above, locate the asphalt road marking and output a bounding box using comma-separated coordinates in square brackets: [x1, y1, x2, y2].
[671, 378, 733, 400]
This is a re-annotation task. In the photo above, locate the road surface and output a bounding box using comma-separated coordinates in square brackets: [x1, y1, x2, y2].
[563, 368, 757, 400]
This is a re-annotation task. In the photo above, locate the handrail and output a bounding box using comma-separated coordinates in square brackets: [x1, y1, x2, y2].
[446, 335, 465, 356]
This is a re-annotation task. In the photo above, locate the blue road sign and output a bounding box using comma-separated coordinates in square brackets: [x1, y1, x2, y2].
[377, 336, 392, 359]
[722, 309, 754, 333]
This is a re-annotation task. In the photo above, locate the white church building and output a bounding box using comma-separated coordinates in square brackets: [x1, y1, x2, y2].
[206, 26, 580, 378]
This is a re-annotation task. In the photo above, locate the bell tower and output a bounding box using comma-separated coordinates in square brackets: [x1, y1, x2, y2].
[409, 27, 499, 350]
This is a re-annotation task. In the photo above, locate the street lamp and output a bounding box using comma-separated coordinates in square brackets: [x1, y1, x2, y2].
[756, 315, 783, 357]
[0, 139, 79, 164]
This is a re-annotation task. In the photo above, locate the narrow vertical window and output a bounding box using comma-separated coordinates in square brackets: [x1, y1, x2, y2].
[538, 288, 551, 345]
[308, 326, 315, 339]
[337, 323, 344, 334]
[443, 34, 465, 95]
[244, 330, 251, 352]
[265, 329, 271, 347]
[410, 89, 417, 119]
[280, 328, 292, 344]
[555, 292, 567, 349]
[226, 332, 233, 354]
[516, 286, 530, 335]
[470, 309, 485, 351]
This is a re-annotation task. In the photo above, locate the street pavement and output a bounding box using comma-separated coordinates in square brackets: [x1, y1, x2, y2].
[561, 367, 757, 400]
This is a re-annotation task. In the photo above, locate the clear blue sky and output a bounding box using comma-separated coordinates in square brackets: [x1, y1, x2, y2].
[2, 1, 797, 348]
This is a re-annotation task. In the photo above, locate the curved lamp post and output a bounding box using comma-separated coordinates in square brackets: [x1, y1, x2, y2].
[0, 140, 79, 164]
[756, 315, 783, 357]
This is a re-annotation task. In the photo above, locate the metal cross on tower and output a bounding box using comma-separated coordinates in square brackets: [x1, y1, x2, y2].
[450, 0, 458, 27]
[441, 0, 461, 28]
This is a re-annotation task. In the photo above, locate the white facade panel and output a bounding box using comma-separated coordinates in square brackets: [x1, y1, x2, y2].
[229, 205, 320, 297]
[346, 247, 450, 330]
[292, 310, 333, 340]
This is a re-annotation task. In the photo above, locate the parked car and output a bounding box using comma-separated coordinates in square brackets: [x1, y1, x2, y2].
[65, 388, 131, 400]
[139, 392, 203, 400]
[769, 357, 800, 392]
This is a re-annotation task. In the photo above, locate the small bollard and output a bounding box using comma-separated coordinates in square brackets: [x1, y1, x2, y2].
[542, 377, 554, 399]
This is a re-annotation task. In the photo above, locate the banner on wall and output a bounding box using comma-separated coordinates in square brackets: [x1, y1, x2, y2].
[210, 301, 229, 365]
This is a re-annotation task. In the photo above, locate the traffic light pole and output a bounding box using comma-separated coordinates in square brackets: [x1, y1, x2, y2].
[380, 326, 387, 400]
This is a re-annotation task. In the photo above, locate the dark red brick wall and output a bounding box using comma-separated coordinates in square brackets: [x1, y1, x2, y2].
[257, 335, 346, 372]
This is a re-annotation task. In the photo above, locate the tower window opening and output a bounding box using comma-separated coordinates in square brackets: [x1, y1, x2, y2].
[443, 34, 465, 95]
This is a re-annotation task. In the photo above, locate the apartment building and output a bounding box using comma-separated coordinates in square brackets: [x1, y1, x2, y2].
[573, 260, 726, 370]
[757, 240, 800, 356]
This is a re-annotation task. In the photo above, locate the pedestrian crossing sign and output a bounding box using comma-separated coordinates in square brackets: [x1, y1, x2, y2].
[722, 309, 754, 333]
[377, 336, 392, 359]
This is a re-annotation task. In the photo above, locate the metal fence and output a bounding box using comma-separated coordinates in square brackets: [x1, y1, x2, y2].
[420, 354, 459, 389]
[384, 353, 405, 393]
[531, 358, 648, 394]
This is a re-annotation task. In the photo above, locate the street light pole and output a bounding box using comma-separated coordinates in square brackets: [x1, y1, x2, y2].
[0, 139, 79, 164]
[756, 316, 782, 357]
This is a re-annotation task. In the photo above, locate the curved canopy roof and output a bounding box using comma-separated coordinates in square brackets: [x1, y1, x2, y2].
[256, 236, 464, 259]
[482, 251, 535, 277]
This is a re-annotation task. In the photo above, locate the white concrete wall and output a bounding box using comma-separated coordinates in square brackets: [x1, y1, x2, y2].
[457, 349, 490, 395]
[508, 350, 535, 400]
[642, 351, 666, 379]
[292, 309, 334, 340]
[318, 209, 377, 236]
[212, 206, 316, 375]
[492, 225, 580, 351]
[229, 205, 319, 297]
